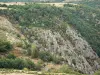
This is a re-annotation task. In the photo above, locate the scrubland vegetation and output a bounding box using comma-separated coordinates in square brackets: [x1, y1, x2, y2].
[0, 1, 99, 56]
[0, 0, 100, 75]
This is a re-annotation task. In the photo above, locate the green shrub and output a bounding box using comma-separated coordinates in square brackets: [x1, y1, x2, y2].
[0, 40, 12, 52]
[39, 51, 53, 62]
[13, 58, 26, 69]
[25, 59, 35, 70]
[0, 58, 35, 70]
[6, 54, 16, 59]
[52, 56, 62, 64]
[27, 44, 39, 58]
[31, 44, 39, 58]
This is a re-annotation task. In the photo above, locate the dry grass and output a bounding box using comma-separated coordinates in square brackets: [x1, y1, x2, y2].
[0, 72, 38, 75]
[0, 2, 25, 5]
[39, 3, 77, 7]
[0, 7, 7, 9]
[0, 69, 72, 75]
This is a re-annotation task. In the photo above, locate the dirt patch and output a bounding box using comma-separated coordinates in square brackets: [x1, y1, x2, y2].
[0, 7, 7, 9]
[0, 2, 25, 5]
[0, 73, 34, 75]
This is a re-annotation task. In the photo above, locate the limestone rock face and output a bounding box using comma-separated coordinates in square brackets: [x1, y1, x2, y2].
[0, 16, 25, 45]
[22, 26, 100, 74]
[0, 16, 100, 74]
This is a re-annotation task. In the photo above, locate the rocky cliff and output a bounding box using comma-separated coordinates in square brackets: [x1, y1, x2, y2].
[22, 25, 100, 74]
[0, 16, 99, 74]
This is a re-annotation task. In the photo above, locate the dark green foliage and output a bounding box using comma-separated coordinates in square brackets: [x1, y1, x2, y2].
[0, 40, 12, 53]
[63, 4, 100, 56]
[78, 0, 100, 9]
[0, 58, 35, 70]
[39, 51, 53, 62]
[4, 4, 64, 28]
[0, 4, 7, 7]
[25, 59, 35, 70]
[6, 54, 16, 59]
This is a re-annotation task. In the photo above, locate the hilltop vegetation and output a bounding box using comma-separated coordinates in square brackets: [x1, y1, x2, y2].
[78, 0, 100, 8]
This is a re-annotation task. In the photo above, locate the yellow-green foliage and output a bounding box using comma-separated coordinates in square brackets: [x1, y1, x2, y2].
[31, 44, 39, 58]
[23, 68, 29, 71]
[57, 65, 86, 75]
[94, 70, 100, 75]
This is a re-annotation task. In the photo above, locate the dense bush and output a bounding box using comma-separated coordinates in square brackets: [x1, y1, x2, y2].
[31, 44, 39, 58]
[39, 51, 53, 62]
[0, 40, 12, 53]
[0, 4, 7, 7]
[6, 54, 16, 59]
[26, 44, 39, 58]
[25, 59, 35, 70]
[0, 58, 35, 70]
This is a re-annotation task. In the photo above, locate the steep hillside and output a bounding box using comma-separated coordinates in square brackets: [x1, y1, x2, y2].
[0, 1, 100, 75]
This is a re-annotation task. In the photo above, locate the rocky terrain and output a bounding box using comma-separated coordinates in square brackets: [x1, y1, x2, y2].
[0, 15, 99, 74]
[0, 0, 100, 75]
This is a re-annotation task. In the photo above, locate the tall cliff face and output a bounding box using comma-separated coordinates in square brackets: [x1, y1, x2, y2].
[0, 15, 100, 74]
[21, 24, 100, 74]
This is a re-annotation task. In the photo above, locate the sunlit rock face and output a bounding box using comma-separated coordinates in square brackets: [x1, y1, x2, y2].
[21, 24, 100, 74]
[0, 15, 100, 75]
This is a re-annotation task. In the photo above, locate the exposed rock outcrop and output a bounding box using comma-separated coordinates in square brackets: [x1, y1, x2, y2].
[22, 25, 100, 74]
[0, 16, 100, 75]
